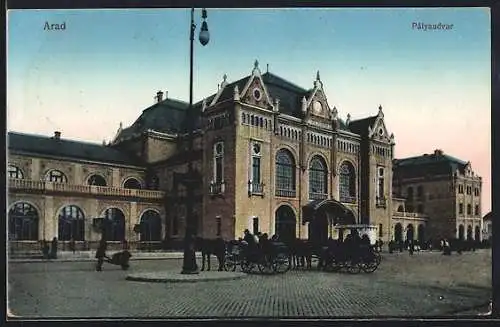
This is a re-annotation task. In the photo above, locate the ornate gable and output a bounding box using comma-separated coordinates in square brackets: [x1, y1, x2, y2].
[368, 105, 394, 144]
[302, 71, 335, 121]
[239, 60, 273, 110]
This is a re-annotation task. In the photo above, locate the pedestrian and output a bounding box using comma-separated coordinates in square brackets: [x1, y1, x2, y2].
[41, 239, 49, 259]
[408, 240, 414, 255]
[50, 237, 58, 259]
[69, 238, 76, 254]
[95, 239, 107, 271]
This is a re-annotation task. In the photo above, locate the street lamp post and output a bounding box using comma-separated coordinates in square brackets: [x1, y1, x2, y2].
[181, 8, 210, 274]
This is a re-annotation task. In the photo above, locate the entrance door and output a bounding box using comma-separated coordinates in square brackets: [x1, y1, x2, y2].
[275, 205, 296, 243]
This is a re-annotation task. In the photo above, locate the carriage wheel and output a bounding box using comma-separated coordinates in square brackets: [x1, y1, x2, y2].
[258, 258, 274, 274]
[361, 261, 379, 273]
[241, 260, 254, 273]
[224, 256, 237, 272]
[347, 261, 362, 274]
[273, 254, 291, 274]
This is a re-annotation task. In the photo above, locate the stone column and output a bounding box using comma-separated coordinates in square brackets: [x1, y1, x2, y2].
[31, 158, 41, 180]
[129, 201, 138, 242]
[87, 199, 99, 242]
[112, 168, 121, 187]
[44, 196, 55, 240]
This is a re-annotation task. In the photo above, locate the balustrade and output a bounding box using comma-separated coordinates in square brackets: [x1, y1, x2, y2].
[8, 178, 165, 199]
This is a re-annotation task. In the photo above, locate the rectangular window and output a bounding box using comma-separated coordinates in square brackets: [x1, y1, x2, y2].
[252, 157, 261, 183]
[215, 157, 223, 183]
[475, 205, 479, 216]
[459, 203, 464, 215]
[213, 142, 224, 183]
[216, 216, 221, 236]
[467, 204, 472, 215]
[379, 224, 383, 238]
[252, 217, 259, 235]
[458, 185, 464, 194]
[377, 167, 385, 199]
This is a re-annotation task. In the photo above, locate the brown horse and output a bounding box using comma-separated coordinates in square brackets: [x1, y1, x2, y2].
[195, 237, 226, 271]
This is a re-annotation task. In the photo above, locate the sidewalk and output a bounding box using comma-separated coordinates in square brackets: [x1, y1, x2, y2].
[8, 250, 201, 263]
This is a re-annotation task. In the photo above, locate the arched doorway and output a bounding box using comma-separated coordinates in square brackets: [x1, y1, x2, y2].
[8, 202, 39, 240]
[58, 205, 85, 241]
[394, 223, 403, 242]
[275, 205, 296, 243]
[140, 210, 162, 241]
[417, 224, 425, 244]
[303, 199, 356, 244]
[102, 208, 126, 241]
[458, 224, 465, 241]
[467, 225, 473, 241]
[475, 225, 481, 241]
[406, 224, 414, 241]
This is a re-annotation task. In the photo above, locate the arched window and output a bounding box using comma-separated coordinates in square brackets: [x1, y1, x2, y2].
[8, 165, 24, 179]
[87, 174, 107, 186]
[309, 156, 327, 200]
[9, 202, 39, 240]
[102, 208, 126, 241]
[397, 205, 404, 212]
[140, 210, 162, 241]
[45, 169, 68, 183]
[339, 161, 356, 203]
[275, 149, 296, 197]
[58, 205, 85, 241]
[124, 177, 142, 189]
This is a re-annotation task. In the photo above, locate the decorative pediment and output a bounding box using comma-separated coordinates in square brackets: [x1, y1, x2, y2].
[369, 105, 392, 143]
[240, 60, 273, 109]
[303, 70, 335, 120]
[209, 74, 229, 107]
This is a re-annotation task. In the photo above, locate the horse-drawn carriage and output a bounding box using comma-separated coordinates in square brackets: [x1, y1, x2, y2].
[319, 224, 381, 274]
[224, 240, 291, 274]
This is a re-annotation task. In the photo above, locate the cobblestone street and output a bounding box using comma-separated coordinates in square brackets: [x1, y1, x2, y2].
[7, 249, 492, 318]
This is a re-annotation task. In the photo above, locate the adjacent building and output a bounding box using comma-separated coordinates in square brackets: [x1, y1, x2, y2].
[392, 150, 483, 243]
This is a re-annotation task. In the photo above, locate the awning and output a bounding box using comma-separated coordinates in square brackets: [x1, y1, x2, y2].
[302, 199, 356, 224]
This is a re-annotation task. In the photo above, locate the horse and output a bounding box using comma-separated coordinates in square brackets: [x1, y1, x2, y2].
[195, 237, 226, 271]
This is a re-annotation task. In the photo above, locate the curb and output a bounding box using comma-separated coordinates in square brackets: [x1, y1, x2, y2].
[9, 254, 203, 263]
[126, 272, 247, 283]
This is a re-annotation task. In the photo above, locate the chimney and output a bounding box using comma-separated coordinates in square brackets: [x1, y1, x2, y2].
[156, 91, 164, 103]
[54, 131, 61, 140]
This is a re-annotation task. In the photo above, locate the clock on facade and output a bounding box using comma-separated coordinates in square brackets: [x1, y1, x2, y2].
[252, 88, 262, 101]
[313, 100, 322, 114]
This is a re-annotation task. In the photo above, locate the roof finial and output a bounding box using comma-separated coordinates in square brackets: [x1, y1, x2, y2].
[266, 63, 269, 73]
[119, 122, 123, 130]
[316, 70, 320, 81]
[223, 73, 227, 82]
[254, 59, 259, 69]
[234, 85, 240, 101]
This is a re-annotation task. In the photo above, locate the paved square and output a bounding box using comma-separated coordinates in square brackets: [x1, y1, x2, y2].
[7, 249, 492, 318]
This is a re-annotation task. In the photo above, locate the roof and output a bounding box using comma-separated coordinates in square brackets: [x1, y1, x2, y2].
[348, 115, 378, 136]
[302, 199, 356, 224]
[116, 70, 359, 141]
[115, 98, 189, 141]
[393, 150, 470, 176]
[8, 132, 145, 166]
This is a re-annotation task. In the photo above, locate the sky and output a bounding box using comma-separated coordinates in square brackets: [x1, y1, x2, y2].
[7, 8, 491, 213]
